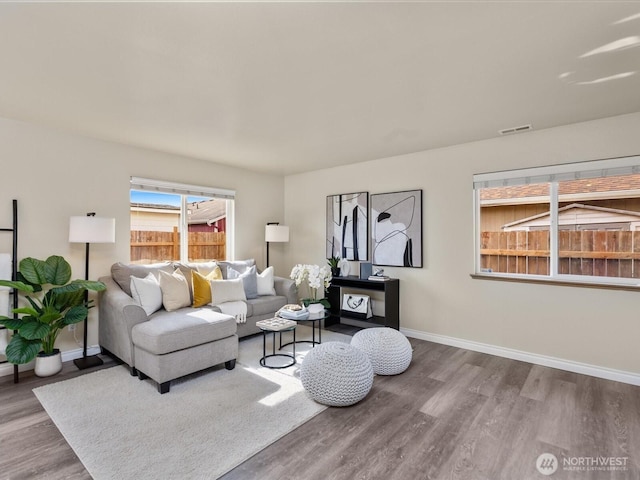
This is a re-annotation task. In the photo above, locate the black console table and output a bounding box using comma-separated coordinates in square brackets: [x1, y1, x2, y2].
[327, 276, 400, 330]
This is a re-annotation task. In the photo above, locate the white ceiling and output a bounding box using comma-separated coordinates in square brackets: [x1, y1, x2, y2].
[1, 2, 640, 175]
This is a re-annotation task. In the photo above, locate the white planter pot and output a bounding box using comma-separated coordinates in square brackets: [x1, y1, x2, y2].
[307, 303, 325, 318]
[35, 349, 62, 377]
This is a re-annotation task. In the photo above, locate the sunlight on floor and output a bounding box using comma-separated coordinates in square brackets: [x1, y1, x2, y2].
[243, 365, 306, 407]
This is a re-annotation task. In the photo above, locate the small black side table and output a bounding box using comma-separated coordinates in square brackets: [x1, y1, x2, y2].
[257, 319, 297, 369]
[280, 312, 327, 349]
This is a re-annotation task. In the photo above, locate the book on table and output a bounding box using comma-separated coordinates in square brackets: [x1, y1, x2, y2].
[277, 303, 310, 320]
[368, 275, 390, 281]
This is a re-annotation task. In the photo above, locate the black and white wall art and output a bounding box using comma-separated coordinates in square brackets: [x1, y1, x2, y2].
[326, 192, 368, 261]
[371, 189, 423, 267]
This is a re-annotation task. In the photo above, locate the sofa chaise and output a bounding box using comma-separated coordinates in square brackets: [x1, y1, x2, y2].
[98, 259, 297, 393]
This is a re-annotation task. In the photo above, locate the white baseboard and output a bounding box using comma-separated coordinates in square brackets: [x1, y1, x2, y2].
[0, 345, 101, 378]
[401, 328, 640, 387]
[6, 332, 638, 387]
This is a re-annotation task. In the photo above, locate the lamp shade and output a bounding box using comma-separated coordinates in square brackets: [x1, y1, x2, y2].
[265, 224, 289, 243]
[69, 216, 116, 243]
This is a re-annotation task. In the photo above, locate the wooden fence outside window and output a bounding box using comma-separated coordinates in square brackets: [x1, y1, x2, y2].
[131, 227, 226, 264]
[480, 230, 640, 278]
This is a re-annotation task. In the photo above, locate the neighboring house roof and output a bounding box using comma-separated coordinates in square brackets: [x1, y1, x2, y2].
[502, 203, 640, 231]
[187, 199, 226, 225]
[130, 200, 226, 225]
[131, 203, 179, 211]
[481, 174, 640, 204]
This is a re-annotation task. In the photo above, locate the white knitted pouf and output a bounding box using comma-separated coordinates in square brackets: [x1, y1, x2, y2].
[351, 327, 412, 375]
[300, 342, 373, 407]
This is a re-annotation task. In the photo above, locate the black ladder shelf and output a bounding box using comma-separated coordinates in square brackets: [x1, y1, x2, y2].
[0, 199, 19, 383]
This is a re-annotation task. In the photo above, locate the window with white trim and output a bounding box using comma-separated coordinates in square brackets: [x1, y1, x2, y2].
[474, 155, 640, 285]
[130, 177, 235, 264]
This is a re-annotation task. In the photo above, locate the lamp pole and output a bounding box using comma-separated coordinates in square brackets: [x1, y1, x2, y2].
[266, 222, 279, 268]
[72, 212, 105, 370]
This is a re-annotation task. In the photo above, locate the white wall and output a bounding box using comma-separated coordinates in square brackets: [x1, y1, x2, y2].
[4, 111, 639, 378]
[284, 112, 640, 376]
[0, 116, 285, 356]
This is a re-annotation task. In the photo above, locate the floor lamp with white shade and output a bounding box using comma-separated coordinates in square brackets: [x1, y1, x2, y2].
[69, 213, 115, 370]
[265, 223, 289, 268]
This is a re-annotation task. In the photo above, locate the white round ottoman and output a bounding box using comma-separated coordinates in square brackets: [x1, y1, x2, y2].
[300, 342, 373, 407]
[351, 327, 412, 375]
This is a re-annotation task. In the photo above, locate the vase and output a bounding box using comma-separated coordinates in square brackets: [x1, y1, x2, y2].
[35, 349, 62, 377]
[307, 303, 326, 319]
[331, 267, 341, 277]
[339, 259, 350, 276]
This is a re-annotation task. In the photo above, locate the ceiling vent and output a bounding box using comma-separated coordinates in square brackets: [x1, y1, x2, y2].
[499, 124, 533, 135]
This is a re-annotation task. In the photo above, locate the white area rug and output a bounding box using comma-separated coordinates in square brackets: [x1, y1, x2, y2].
[33, 326, 351, 480]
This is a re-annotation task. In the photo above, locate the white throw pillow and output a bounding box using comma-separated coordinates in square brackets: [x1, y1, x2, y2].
[130, 273, 163, 316]
[257, 266, 276, 296]
[158, 269, 191, 312]
[210, 278, 247, 305]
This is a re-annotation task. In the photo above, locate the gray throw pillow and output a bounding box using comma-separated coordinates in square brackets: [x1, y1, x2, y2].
[111, 262, 173, 297]
[217, 259, 256, 279]
[227, 265, 258, 299]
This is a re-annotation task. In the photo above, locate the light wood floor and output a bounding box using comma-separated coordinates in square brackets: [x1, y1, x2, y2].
[1, 336, 639, 480]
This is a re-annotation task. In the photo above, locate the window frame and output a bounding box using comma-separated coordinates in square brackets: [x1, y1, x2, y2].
[130, 177, 235, 263]
[473, 155, 640, 288]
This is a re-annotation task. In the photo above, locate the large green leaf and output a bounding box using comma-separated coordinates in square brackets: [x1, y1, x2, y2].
[50, 283, 84, 295]
[25, 296, 43, 314]
[19, 321, 50, 340]
[72, 279, 106, 292]
[5, 335, 42, 364]
[0, 317, 24, 330]
[63, 305, 88, 324]
[49, 288, 85, 311]
[12, 307, 39, 317]
[17, 271, 42, 292]
[0, 279, 35, 293]
[39, 310, 62, 325]
[44, 255, 72, 285]
[53, 279, 106, 294]
[19, 257, 49, 285]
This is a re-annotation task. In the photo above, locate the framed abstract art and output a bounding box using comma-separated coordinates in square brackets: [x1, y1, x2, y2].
[370, 189, 423, 267]
[326, 192, 368, 261]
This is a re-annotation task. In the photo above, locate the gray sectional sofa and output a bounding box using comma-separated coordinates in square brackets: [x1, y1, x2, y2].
[98, 259, 297, 393]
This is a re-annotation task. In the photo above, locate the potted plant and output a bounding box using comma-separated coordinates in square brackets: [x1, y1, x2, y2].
[327, 256, 341, 277]
[0, 255, 106, 376]
[290, 264, 332, 316]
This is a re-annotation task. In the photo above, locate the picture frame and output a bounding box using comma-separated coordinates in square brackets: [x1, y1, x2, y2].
[370, 189, 423, 267]
[326, 192, 368, 261]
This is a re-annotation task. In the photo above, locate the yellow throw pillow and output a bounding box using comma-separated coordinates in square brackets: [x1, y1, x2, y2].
[192, 267, 222, 307]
